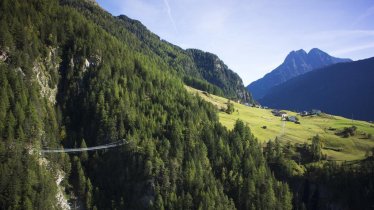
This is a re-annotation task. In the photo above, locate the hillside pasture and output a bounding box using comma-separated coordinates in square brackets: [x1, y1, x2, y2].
[186, 86, 374, 161]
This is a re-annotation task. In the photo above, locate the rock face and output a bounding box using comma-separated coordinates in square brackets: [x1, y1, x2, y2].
[0, 50, 8, 62]
[187, 49, 252, 103]
[247, 48, 351, 100]
[85, 0, 98, 6]
[33, 48, 60, 104]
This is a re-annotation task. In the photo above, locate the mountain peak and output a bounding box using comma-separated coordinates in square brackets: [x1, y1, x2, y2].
[247, 48, 352, 100]
[308, 48, 330, 57]
[289, 49, 307, 55]
[296, 49, 307, 54]
[285, 49, 307, 61]
[259, 57, 374, 121]
[308, 48, 323, 53]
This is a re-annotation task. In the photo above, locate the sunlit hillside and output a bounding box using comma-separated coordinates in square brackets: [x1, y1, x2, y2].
[186, 86, 374, 161]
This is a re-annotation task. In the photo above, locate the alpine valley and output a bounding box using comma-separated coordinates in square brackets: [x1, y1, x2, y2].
[0, 0, 373, 210]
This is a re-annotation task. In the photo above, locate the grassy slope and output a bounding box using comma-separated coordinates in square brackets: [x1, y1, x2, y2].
[186, 86, 374, 161]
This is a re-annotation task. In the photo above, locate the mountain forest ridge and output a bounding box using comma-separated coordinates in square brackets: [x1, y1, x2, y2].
[247, 48, 352, 100]
[83, 0, 373, 122]
[0, 0, 288, 209]
[0, 0, 373, 209]
[114, 13, 253, 103]
[60, 0, 254, 103]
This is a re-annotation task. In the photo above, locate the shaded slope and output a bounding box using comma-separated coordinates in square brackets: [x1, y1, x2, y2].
[259, 57, 374, 121]
[61, 0, 253, 102]
[186, 49, 252, 102]
[116, 15, 253, 102]
[247, 48, 351, 100]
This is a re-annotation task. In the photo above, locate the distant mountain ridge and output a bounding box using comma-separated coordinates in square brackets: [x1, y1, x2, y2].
[115, 15, 253, 103]
[259, 57, 374, 121]
[247, 48, 352, 100]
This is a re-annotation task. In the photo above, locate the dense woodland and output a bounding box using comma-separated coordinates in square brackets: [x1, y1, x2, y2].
[0, 0, 373, 209]
[264, 137, 374, 210]
[61, 1, 253, 103]
[0, 0, 288, 209]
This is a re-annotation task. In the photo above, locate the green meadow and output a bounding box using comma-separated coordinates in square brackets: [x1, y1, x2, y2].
[186, 86, 374, 161]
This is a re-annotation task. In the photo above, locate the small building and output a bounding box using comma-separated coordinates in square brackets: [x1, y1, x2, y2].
[300, 111, 309, 116]
[311, 109, 321, 115]
[300, 110, 322, 116]
[287, 116, 298, 122]
[281, 113, 288, 121]
[271, 109, 281, 116]
[279, 111, 287, 115]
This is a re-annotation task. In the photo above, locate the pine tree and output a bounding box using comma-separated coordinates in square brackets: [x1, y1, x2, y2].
[80, 138, 88, 162]
[86, 178, 93, 209]
[311, 135, 322, 161]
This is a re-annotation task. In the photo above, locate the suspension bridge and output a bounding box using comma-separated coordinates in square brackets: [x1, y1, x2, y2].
[40, 139, 128, 153]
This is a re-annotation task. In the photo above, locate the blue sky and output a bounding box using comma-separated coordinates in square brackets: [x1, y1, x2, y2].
[96, 0, 374, 84]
